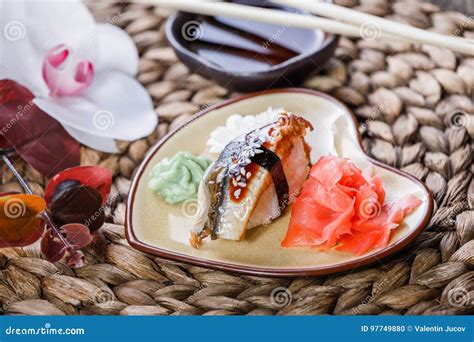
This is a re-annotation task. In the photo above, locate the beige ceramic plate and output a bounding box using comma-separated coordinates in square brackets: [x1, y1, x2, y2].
[126, 89, 433, 277]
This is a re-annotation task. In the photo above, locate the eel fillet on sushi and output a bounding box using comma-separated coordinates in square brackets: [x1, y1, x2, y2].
[190, 113, 313, 248]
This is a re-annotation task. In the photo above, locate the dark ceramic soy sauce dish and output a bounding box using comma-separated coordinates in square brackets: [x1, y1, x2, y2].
[166, 0, 339, 92]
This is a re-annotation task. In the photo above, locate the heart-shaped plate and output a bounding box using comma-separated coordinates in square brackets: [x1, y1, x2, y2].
[126, 89, 433, 277]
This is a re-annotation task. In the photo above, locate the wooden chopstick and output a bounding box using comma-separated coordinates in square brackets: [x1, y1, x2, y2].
[151, 0, 474, 56]
[155, 1, 414, 42]
[275, 0, 474, 48]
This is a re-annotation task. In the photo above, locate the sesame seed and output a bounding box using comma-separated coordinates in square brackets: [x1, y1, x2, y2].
[238, 182, 247, 188]
[246, 172, 252, 179]
[234, 189, 241, 198]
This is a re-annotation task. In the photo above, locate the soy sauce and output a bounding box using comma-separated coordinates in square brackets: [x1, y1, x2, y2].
[184, 8, 324, 73]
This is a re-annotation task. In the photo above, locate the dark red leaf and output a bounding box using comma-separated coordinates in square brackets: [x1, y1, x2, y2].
[44, 166, 112, 205]
[0, 78, 31, 104]
[0, 135, 12, 149]
[40, 228, 68, 263]
[41, 222, 90, 267]
[0, 80, 80, 177]
[60, 223, 94, 248]
[49, 185, 105, 232]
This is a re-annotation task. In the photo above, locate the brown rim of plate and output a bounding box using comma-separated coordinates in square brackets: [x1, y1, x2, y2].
[126, 88, 434, 278]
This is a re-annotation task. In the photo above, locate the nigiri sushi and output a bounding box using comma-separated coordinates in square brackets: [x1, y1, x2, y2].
[190, 113, 313, 248]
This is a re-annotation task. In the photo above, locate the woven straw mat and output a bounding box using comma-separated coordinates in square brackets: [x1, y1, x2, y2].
[0, 0, 473, 316]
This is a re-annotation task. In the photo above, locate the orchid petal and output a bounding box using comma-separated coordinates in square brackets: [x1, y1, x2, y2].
[92, 24, 139, 75]
[63, 125, 119, 153]
[0, 1, 47, 96]
[34, 70, 157, 141]
[0, 0, 95, 96]
[25, 0, 95, 54]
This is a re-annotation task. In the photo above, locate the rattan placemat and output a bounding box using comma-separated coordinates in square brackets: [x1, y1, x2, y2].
[0, 0, 472, 315]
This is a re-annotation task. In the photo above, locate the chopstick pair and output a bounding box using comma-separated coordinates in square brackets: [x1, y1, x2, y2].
[151, 0, 474, 56]
[275, 1, 474, 48]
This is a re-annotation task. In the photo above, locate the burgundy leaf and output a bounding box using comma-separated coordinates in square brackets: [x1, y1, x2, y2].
[0, 79, 80, 177]
[49, 185, 105, 232]
[44, 166, 112, 205]
[0, 135, 12, 149]
[40, 228, 68, 263]
[41, 221, 91, 267]
[60, 223, 94, 248]
[0, 78, 30, 103]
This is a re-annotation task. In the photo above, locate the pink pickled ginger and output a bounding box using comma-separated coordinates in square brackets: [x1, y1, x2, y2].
[281, 156, 422, 255]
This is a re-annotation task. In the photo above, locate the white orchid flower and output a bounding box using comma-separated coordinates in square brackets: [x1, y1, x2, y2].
[0, 0, 157, 152]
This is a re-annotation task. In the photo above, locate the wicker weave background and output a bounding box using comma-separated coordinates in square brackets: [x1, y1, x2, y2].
[0, 0, 472, 315]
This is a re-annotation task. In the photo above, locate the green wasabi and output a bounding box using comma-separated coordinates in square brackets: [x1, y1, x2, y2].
[148, 151, 212, 204]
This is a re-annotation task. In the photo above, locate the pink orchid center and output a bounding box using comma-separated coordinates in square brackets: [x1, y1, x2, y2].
[42, 44, 94, 97]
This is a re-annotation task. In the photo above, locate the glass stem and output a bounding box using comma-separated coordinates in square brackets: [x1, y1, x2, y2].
[1, 153, 33, 195]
